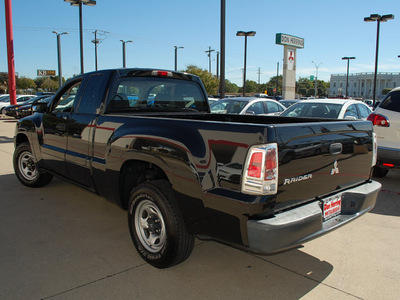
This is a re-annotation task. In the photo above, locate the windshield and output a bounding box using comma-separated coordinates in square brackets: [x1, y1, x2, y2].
[210, 99, 247, 114]
[280, 102, 342, 118]
[107, 77, 208, 113]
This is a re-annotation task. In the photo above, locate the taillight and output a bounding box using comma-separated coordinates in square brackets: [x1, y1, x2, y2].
[248, 152, 263, 178]
[242, 143, 278, 195]
[367, 113, 390, 127]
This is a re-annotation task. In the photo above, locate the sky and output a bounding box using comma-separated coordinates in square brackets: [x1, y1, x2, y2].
[1, 0, 400, 86]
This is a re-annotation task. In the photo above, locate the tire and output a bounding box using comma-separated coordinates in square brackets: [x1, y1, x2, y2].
[13, 142, 53, 187]
[128, 180, 195, 268]
[372, 166, 389, 178]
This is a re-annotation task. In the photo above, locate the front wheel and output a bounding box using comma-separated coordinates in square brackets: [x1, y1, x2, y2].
[128, 180, 194, 268]
[13, 142, 53, 187]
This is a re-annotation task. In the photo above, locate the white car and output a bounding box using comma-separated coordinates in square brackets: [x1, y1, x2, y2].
[280, 98, 372, 120]
[210, 97, 286, 116]
[367, 87, 400, 177]
[0, 95, 36, 114]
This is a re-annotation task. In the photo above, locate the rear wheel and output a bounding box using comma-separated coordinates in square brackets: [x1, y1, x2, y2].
[128, 180, 194, 268]
[372, 166, 389, 178]
[13, 142, 53, 187]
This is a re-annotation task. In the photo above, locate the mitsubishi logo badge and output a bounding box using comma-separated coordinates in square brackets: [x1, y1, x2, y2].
[331, 160, 339, 175]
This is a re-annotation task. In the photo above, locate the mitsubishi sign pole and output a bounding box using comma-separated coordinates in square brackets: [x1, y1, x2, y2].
[276, 33, 304, 100]
[4, 0, 17, 105]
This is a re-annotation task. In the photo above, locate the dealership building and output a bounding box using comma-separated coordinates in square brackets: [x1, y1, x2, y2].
[329, 72, 400, 99]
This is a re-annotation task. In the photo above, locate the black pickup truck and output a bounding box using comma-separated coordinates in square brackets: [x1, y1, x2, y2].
[13, 69, 381, 268]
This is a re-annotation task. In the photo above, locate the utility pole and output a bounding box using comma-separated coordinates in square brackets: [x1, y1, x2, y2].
[92, 30, 99, 71]
[91, 30, 110, 71]
[205, 46, 215, 74]
[257, 68, 261, 92]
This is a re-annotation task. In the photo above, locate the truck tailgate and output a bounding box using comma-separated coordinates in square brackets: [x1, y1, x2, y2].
[274, 120, 374, 211]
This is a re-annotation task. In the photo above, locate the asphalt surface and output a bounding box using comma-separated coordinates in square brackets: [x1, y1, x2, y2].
[1, 117, 399, 300]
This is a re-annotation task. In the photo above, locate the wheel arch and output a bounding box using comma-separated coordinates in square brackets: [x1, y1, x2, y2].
[119, 158, 170, 209]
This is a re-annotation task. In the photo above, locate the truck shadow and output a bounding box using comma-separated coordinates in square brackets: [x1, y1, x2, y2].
[0, 136, 14, 144]
[0, 173, 333, 299]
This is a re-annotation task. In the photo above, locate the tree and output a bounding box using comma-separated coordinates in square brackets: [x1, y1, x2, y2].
[225, 80, 239, 94]
[243, 80, 258, 93]
[185, 65, 219, 95]
[265, 75, 283, 95]
[41, 78, 59, 91]
[17, 77, 36, 90]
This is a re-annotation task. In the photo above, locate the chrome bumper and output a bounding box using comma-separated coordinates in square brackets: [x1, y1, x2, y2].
[247, 180, 382, 254]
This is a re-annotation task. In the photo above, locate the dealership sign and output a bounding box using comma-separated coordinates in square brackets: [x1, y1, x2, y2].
[37, 69, 56, 76]
[276, 33, 304, 49]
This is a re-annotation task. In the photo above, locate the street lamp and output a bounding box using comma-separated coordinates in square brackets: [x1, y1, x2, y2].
[342, 57, 355, 98]
[311, 61, 322, 97]
[236, 30, 256, 96]
[64, 0, 96, 74]
[52, 31, 68, 88]
[174, 46, 184, 71]
[364, 13, 394, 105]
[120, 40, 132, 68]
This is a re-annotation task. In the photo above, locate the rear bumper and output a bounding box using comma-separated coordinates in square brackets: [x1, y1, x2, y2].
[247, 180, 381, 254]
[377, 146, 400, 168]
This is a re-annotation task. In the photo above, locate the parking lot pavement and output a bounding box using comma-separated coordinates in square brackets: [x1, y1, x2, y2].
[1, 118, 399, 300]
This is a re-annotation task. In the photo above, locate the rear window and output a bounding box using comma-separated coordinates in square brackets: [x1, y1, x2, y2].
[107, 77, 208, 112]
[380, 90, 400, 112]
[280, 102, 341, 118]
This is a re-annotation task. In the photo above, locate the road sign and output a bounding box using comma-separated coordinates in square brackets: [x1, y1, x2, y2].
[310, 75, 315, 81]
[276, 33, 304, 49]
[37, 70, 56, 76]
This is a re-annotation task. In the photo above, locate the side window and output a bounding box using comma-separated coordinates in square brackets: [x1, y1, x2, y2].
[53, 82, 82, 113]
[357, 104, 371, 119]
[344, 104, 359, 119]
[246, 102, 264, 114]
[380, 91, 400, 112]
[266, 101, 282, 113]
[77, 74, 104, 114]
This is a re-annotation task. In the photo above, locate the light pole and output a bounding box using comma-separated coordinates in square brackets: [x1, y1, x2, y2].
[342, 57, 355, 98]
[52, 31, 68, 88]
[120, 40, 132, 68]
[220, 0, 226, 98]
[236, 31, 256, 97]
[311, 61, 322, 97]
[174, 46, 184, 71]
[364, 13, 394, 105]
[64, 0, 96, 74]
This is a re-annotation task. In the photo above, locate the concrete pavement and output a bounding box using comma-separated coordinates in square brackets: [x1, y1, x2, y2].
[0, 117, 399, 299]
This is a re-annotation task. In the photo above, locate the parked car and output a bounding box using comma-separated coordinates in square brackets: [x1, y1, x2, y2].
[210, 97, 286, 116]
[280, 99, 372, 120]
[0, 95, 36, 115]
[13, 96, 53, 119]
[280, 99, 300, 108]
[367, 87, 400, 177]
[4, 95, 51, 118]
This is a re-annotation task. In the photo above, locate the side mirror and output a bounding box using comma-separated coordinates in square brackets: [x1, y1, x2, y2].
[32, 103, 48, 113]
